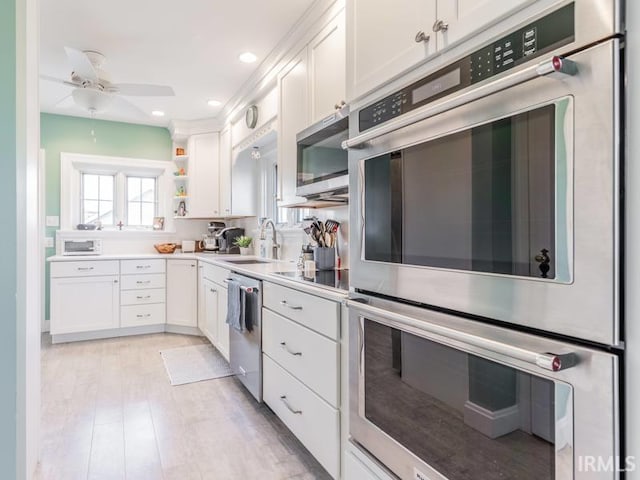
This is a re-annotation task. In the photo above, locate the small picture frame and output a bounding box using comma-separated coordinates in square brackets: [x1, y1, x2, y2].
[153, 217, 165, 231]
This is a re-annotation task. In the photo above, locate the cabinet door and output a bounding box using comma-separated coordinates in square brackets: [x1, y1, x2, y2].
[218, 126, 232, 216]
[166, 260, 197, 327]
[347, 0, 436, 100]
[309, 10, 346, 123]
[188, 133, 220, 218]
[50, 275, 119, 335]
[216, 285, 229, 361]
[436, 0, 534, 49]
[203, 278, 219, 345]
[277, 49, 309, 206]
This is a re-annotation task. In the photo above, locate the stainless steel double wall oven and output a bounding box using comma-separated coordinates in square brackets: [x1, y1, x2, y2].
[346, 1, 624, 479]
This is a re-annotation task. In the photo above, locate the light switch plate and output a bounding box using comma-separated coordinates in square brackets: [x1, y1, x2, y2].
[45, 216, 59, 227]
[44, 237, 54, 248]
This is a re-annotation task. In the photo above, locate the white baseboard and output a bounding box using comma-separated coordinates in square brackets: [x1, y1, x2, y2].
[463, 401, 520, 439]
[42, 319, 50, 333]
[165, 324, 202, 336]
[50, 323, 203, 344]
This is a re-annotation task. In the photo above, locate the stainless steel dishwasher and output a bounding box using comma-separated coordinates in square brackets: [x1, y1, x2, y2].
[225, 272, 262, 402]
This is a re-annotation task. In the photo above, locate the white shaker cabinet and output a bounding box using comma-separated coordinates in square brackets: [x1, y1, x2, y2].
[277, 50, 309, 206]
[309, 9, 346, 123]
[216, 282, 229, 360]
[201, 277, 220, 344]
[218, 126, 232, 216]
[51, 275, 120, 335]
[166, 259, 198, 327]
[186, 132, 220, 218]
[347, 0, 533, 100]
[198, 262, 230, 361]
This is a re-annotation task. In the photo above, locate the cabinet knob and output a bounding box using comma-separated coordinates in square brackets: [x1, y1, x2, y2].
[415, 31, 430, 43]
[432, 19, 449, 33]
[334, 100, 347, 110]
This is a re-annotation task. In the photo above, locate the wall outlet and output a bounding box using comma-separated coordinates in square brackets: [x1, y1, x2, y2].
[44, 237, 54, 248]
[45, 216, 59, 227]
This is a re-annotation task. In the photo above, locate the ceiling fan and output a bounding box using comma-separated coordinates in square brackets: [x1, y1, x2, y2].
[41, 47, 175, 116]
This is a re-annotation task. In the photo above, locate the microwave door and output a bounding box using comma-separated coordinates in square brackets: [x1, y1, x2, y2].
[348, 296, 620, 480]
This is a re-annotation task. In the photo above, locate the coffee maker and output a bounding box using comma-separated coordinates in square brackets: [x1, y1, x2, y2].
[215, 227, 245, 254]
[200, 221, 225, 252]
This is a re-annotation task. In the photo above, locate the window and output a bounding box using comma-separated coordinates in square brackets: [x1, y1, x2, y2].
[81, 174, 114, 225]
[61, 153, 172, 231]
[126, 176, 157, 226]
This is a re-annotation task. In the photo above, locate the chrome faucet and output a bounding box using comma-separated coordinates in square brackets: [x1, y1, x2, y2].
[259, 218, 279, 260]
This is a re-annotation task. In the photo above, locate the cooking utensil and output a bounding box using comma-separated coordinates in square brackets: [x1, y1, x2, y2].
[325, 219, 340, 233]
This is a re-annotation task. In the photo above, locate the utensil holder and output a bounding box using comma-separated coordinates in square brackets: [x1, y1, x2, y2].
[313, 247, 335, 270]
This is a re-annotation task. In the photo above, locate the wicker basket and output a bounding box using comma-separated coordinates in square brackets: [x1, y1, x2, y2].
[154, 243, 177, 254]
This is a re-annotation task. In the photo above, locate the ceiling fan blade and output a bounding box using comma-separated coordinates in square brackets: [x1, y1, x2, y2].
[110, 83, 175, 96]
[64, 46, 98, 82]
[109, 96, 150, 119]
[40, 74, 80, 88]
[54, 94, 75, 108]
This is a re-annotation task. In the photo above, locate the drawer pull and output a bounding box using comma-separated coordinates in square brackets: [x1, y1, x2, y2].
[136, 314, 152, 318]
[210, 288, 217, 293]
[77, 266, 94, 271]
[279, 395, 302, 415]
[280, 342, 302, 356]
[136, 295, 151, 300]
[136, 265, 152, 269]
[280, 300, 302, 310]
[136, 280, 151, 285]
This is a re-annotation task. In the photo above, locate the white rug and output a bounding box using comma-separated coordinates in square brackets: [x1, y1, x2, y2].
[160, 344, 233, 386]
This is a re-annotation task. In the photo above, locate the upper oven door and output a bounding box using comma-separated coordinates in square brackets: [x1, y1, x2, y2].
[348, 39, 621, 346]
[348, 295, 620, 480]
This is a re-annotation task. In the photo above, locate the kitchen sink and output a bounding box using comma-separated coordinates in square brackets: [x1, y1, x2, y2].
[223, 259, 271, 265]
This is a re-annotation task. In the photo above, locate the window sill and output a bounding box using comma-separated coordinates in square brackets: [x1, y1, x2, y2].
[56, 229, 176, 238]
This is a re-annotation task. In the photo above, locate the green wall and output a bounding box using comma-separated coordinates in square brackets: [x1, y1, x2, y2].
[1, 0, 18, 476]
[41, 113, 172, 318]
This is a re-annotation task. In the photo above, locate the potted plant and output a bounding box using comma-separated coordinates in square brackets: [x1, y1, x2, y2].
[234, 235, 253, 255]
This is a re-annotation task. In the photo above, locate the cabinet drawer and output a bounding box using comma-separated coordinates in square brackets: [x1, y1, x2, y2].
[263, 309, 339, 406]
[50, 260, 119, 278]
[263, 355, 339, 478]
[121, 288, 165, 306]
[121, 259, 165, 275]
[120, 273, 165, 290]
[264, 282, 339, 339]
[200, 262, 230, 285]
[121, 303, 166, 327]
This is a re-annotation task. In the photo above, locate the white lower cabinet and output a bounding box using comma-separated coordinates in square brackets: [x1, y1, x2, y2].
[166, 259, 198, 327]
[263, 355, 340, 478]
[121, 303, 166, 327]
[198, 262, 230, 361]
[51, 274, 120, 335]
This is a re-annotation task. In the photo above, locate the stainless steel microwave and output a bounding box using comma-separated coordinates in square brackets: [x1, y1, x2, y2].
[62, 238, 102, 256]
[296, 106, 349, 200]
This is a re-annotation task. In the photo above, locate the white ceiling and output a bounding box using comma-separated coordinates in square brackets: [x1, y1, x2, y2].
[39, 0, 316, 127]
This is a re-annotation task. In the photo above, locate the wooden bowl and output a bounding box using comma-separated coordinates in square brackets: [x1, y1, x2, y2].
[154, 243, 177, 254]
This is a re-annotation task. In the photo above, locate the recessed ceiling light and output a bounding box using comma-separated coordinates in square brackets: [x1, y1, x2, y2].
[239, 52, 257, 64]
[151, 110, 165, 117]
[207, 100, 222, 107]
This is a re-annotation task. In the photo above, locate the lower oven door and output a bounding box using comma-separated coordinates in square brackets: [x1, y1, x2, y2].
[348, 295, 620, 480]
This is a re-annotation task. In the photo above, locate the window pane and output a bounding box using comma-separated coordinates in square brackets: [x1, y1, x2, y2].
[141, 178, 155, 194]
[99, 176, 113, 201]
[83, 174, 99, 200]
[83, 200, 99, 223]
[141, 203, 155, 226]
[128, 203, 141, 226]
[99, 201, 113, 225]
[128, 177, 141, 202]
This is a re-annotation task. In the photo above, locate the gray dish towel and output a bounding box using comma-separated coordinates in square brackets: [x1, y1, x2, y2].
[226, 279, 244, 332]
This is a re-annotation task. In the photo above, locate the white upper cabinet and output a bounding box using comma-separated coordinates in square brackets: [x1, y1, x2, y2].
[186, 132, 220, 218]
[277, 49, 309, 206]
[309, 9, 346, 123]
[347, 0, 437, 101]
[218, 126, 232, 216]
[347, 0, 533, 101]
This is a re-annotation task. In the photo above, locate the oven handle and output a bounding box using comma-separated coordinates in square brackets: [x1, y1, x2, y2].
[342, 56, 577, 150]
[346, 298, 577, 372]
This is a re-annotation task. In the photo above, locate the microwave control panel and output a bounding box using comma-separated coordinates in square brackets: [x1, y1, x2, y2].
[359, 3, 575, 132]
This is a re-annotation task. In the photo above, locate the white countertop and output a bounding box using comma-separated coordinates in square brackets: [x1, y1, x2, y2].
[48, 252, 349, 301]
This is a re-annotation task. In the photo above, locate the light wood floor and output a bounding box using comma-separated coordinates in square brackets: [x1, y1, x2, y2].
[36, 332, 331, 480]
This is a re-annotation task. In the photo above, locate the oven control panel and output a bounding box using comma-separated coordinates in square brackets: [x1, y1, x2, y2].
[359, 3, 575, 132]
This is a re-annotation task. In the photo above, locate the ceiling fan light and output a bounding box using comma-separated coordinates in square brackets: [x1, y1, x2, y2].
[72, 88, 113, 112]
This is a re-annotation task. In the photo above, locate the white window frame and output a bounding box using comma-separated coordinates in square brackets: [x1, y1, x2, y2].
[124, 175, 159, 227]
[60, 152, 173, 231]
